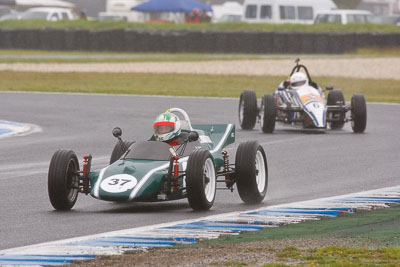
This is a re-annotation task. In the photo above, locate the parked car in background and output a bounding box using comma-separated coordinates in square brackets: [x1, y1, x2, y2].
[0, 6, 13, 17]
[368, 15, 400, 26]
[0, 10, 22, 21]
[242, 0, 336, 24]
[314, 9, 372, 25]
[20, 7, 77, 21]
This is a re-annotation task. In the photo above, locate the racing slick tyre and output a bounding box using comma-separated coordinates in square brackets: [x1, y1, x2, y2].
[48, 150, 80, 211]
[260, 94, 276, 133]
[110, 140, 134, 164]
[235, 141, 268, 204]
[351, 94, 367, 133]
[239, 90, 258, 130]
[327, 89, 345, 130]
[186, 149, 216, 211]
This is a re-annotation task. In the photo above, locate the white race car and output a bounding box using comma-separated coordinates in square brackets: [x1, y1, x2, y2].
[239, 59, 367, 133]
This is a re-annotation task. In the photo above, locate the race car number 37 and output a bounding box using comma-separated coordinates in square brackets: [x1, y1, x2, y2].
[100, 174, 138, 193]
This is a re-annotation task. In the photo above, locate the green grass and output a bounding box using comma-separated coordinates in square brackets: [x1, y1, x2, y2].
[354, 47, 400, 57]
[264, 246, 400, 266]
[0, 71, 399, 103]
[1, 20, 399, 32]
[196, 206, 400, 248]
[189, 206, 400, 266]
[0, 50, 279, 63]
[0, 49, 399, 64]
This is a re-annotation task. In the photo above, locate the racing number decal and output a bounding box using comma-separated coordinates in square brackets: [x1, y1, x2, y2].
[108, 178, 131, 186]
[100, 174, 138, 193]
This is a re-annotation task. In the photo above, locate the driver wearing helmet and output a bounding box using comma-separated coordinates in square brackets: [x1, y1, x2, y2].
[153, 111, 187, 146]
[289, 72, 308, 90]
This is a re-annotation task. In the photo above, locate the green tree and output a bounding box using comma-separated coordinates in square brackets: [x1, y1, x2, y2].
[333, 0, 362, 9]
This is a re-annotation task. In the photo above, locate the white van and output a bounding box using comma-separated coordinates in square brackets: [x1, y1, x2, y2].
[101, 0, 146, 22]
[314, 9, 372, 25]
[242, 0, 336, 24]
[212, 2, 243, 23]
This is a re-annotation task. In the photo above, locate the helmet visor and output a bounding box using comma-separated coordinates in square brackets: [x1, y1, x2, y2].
[291, 81, 306, 87]
[291, 80, 306, 87]
[154, 124, 174, 134]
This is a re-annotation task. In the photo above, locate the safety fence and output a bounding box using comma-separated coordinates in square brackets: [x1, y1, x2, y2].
[0, 28, 399, 53]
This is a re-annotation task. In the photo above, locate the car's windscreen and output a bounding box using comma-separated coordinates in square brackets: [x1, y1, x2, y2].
[125, 141, 172, 161]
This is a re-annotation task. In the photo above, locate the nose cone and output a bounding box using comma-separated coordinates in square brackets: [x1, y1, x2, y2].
[305, 101, 326, 128]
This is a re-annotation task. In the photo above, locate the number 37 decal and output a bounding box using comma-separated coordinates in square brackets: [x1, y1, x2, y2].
[108, 178, 131, 186]
[100, 174, 138, 193]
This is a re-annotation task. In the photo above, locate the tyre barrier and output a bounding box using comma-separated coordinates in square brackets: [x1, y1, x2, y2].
[0, 29, 399, 53]
[0, 185, 399, 266]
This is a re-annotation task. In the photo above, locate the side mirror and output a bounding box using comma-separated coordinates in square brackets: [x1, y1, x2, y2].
[326, 85, 334, 91]
[112, 127, 122, 138]
[188, 131, 199, 142]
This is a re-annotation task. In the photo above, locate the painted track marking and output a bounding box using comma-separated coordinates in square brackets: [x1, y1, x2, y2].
[0, 185, 399, 266]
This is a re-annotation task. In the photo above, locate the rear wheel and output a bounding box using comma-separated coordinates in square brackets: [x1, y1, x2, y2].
[186, 149, 216, 211]
[235, 141, 268, 203]
[260, 94, 276, 133]
[327, 89, 345, 130]
[238, 90, 258, 130]
[48, 150, 80, 210]
[351, 94, 367, 133]
[110, 140, 134, 164]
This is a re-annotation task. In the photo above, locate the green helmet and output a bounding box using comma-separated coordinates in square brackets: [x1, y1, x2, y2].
[153, 111, 181, 141]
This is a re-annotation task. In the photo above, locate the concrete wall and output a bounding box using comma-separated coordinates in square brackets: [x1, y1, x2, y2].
[0, 28, 399, 53]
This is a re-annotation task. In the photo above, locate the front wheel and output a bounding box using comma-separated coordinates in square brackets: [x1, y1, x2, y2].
[260, 94, 276, 133]
[186, 149, 216, 211]
[48, 150, 80, 210]
[351, 94, 367, 133]
[327, 89, 345, 130]
[238, 90, 258, 130]
[235, 141, 268, 203]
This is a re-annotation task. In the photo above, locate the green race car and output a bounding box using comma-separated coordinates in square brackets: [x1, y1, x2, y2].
[48, 108, 268, 211]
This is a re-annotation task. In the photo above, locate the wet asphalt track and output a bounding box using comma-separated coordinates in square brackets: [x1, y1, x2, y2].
[0, 91, 399, 250]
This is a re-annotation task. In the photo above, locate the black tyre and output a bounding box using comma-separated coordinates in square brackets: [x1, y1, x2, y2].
[235, 141, 268, 203]
[351, 94, 367, 133]
[110, 140, 134, 164]
[327, 89, 345, 129]
[260, 94, 276, 133]
[48, 150, 80, 211]
[186, 149, 216, 211]
[238, 90, 258, 130]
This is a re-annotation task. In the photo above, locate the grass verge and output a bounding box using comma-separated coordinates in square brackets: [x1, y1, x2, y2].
[0, 50, 272, 63]
[1, 20, 400, 33]
[0, 71, 399, 103]
[196, 206, 400, 248]
[0, 49, 399, 64]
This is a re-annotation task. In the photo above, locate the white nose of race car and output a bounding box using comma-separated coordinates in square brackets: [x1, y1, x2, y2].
[305, 101, 326, 128]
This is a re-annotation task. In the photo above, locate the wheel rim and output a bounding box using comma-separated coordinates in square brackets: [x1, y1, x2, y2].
[204, 158, 216, 202]
[66, 159, 79, 202]
[239, 98, 244, 124]
[255, 150, 266, 193]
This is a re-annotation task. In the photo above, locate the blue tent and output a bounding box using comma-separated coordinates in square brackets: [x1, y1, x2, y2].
[132, 0, 212, 13]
